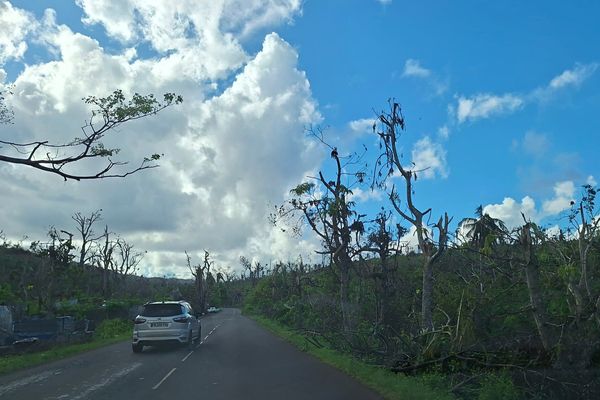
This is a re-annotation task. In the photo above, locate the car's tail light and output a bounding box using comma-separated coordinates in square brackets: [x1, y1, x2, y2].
[172, 316, 189, 323]
[134, 317, 146, 324]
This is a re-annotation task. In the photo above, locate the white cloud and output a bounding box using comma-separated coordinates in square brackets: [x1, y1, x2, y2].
[411, 136, 448, 179]
[542, 180, 575, 215]
[519, 131, 550, 157]
[0, 6, 322, 276]
[75, 0, 138, 42]
[454, 63, 598, 124]
[549, 63, 598, 90]
[348, 118, 375, 135]
[401, 58, 447, 96]
[437, 125, 449, 139]
[0, 1, 37, 64]
[73, 0, 303, 82]
[483, 196, 538, 229]
[347, 187, 383, 203]
[545, 224, 561, 239]
[76, 0, 301, 48]
[482, 180, 580, 230]
[398, 225, 434, 253]
[456, 93, 523, 123]
[403, 59, 430, 78]
[587, 175, 597, 187]
[531, 63, 599, 102]
[376, 0, 392, 4]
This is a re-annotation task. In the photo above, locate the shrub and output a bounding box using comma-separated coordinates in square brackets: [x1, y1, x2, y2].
[478, 373, 521, 400]
[95, 318, 131, 339]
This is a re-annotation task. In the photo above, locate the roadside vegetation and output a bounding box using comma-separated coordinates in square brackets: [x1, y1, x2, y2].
[1, 99, 598, 398]
[241, 102, 599, 399]
[0, 318, 131, 375]
[250, 314, 456, 400]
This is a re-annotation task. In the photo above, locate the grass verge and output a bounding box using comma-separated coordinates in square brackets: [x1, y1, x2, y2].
[0, 319, 131, 376]
[248, 314, 455, 400]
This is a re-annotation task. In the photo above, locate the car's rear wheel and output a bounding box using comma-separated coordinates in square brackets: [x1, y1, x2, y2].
[132, 343, 143, 353]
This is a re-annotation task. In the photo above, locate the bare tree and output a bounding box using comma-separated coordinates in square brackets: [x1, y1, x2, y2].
[72, 210, 103, 269]
[95, 226, 116, 298]
[240, 256, 264, 287]
[187, 250, 212, 312]
[29, 227, 75, 311]
[373, 100, 451, 331]
[0, 90, 182, 181]
[112, 237, 144, 279]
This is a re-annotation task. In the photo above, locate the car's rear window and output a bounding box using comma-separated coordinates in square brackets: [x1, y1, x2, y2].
[141, 304, 183, 317]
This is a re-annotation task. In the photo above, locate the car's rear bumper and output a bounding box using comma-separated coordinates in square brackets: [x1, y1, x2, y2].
[132, 328, 189, 345]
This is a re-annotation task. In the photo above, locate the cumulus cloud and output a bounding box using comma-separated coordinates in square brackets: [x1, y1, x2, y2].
[456, 93, 523, 123]
[74, 0, 302, 82]
[482, 180, 580, 230]
[0, 1, 37, 63]
[545, 224, 561, 238]
[0, 3, 321, 277]
[542, 180, 575, 215]
[587, 175, 597, 187]
[483, 196, 538, 229]
[75, 0, 301, 48]
[411, 136, 448, 179]
[398, 225, 434, 253]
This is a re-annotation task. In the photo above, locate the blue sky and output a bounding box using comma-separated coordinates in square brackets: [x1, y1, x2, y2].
[279, 1, 599, 225]
[1, 0, 598, 275]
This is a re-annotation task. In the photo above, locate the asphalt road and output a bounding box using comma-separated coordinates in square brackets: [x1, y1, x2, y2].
[0, 308, 382, 399]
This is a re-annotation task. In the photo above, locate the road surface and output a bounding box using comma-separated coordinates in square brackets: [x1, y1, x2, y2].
[0, 308, 382, 399]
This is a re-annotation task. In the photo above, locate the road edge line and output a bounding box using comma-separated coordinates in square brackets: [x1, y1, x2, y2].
[152, 367, 177, 390]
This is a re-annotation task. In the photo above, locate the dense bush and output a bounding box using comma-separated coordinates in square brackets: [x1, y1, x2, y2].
[95, 319, 131, 339]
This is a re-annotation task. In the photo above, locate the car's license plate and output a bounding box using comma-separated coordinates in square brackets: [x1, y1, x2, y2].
[150, 322, 168, 327]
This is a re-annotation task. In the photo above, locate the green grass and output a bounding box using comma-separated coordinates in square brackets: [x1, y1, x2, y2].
[248, 314, 456, 400]
[0, 319, 131, 376]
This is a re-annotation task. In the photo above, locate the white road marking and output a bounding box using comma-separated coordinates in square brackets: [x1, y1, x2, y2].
[195, 322, 223, 347]
[152, 367, 177, 390]
[0, 369, 59, 396]
[181, 351, 193, 362]
[70, 363, 142, 400]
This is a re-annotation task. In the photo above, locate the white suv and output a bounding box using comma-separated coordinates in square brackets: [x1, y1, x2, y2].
[132, 301, 201, 353]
